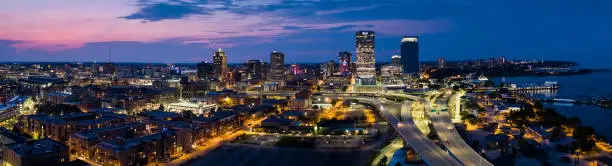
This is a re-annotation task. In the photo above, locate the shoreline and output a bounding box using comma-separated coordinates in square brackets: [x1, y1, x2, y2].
[488, 69, 610, 78]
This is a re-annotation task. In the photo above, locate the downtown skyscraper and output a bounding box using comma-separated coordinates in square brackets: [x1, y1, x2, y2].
[400, 36, 419, 74]
[338, 51, 352, 76]
[355, 31, 376, 85]
[270, 51, 285, 82]
[213, 48, 228, 80]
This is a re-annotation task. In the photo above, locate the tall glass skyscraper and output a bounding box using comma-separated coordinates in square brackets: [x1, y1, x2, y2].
[270, 51, 285, 82]
[400, 36, 419, 74]
[213, 48, 227, 80]
[246, 59, 262, 80]
[338, 51, 352, 76]
[356, 31, 376, 85]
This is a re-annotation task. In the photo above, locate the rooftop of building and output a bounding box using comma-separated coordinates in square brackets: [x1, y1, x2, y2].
[596, 156, 612, 166]
[27, 111, 130, 125]
[280, 110, 308, 117]
[46, 91, 72, 97]
[98, 130, 175, 151]
[0, 104, 17, 112]
[0, 127, 28, 143]
[7, 96, 30, 104]
[139, 110, 180, 120]
[88, 107, 127, 113]
[6, 138, 67, 156]
[194, 110, 238, 123]
[73, 122, 145, 140]
[261, 117, 294, 126]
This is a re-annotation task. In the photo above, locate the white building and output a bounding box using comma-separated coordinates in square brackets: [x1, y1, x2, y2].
[167, 101, 218, 115]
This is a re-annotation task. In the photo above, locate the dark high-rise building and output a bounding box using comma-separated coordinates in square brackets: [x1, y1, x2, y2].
[392, 54, 401, 65]
[438, 57, 446, 68]
[213, 48, 227, 80]
[270, 51, 285, 81]
[356, 31, 376, 85]
[197, 62, 214, 79]
[321, 60, 335, 77]
[102, 62, 116, 76]
[400, 36, 419, 74]
[291, 64, 301, 75]
[338, 51, 352, 76]
[246, 60, 262, 80]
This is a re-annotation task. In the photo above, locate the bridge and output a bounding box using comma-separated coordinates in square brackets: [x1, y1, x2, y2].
[318, 92, 493, 165]
[553, 98, 576, 103]
[428, 91, 493, 166]
[340, 96, 461, 166]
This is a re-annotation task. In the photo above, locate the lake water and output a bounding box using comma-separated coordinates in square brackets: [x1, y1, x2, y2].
[491, 72, 612, 141]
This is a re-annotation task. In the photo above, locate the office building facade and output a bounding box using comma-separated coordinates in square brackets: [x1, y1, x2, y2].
[338, 51, 352, 76]
[355, 31, 376, 85]
[213, 48, 228, 80]
[246, 60, 262, 80]
[400, 36, 419, 74]
[270, 51, 285, 82]
[392, 55, 401, 65]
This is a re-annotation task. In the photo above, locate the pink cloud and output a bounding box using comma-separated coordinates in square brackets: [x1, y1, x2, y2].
[0, 0, 449, 52]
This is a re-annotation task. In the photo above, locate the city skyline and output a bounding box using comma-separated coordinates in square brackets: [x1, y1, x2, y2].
[1, 0, 612, 68]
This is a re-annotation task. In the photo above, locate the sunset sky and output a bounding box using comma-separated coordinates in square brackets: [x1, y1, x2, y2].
[1, 0, 611, 67]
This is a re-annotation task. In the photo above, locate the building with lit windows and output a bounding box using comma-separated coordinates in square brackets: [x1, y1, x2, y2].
[197, 62, 214, 80]
[355, 31, 376, 85]
[392, 54, 401, 65]
[213, 48, 228, 80]
[94, 130, 179, 165]
[167, 101, 218, 115]
[401, 36, 419, 74]
[270, 51, 285, 82]
[246, 60, 262, 80]
[3, 139, 69, 166]
[291, 64, 301, 75]
[438, 57, 446, 68]
[339, 51, 352, 76]
[69, 122, 146, 161]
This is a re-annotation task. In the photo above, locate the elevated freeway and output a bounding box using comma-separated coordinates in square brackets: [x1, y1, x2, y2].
[333, 94, 461, 166]
[428, 91, 493, 166]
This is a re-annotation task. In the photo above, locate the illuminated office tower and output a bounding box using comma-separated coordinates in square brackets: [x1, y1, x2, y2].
[400, 36, 419, 74]
[392, 54, 401, 65]
[438, 57, 445, 68]
[246, 60, 262, 80]
[339, 51, 352, 76]
[270, 51, 285, 81]
[213, 48, 227, 80]
[355, 31, 376, 85]
[291, 64, 301, 75]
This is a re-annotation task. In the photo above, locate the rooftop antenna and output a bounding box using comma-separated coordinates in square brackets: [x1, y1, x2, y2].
[107, 44, 112, 63]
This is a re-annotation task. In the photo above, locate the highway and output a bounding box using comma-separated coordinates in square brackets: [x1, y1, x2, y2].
[344, 96, 462, 166]
[428, 91, 493, 166]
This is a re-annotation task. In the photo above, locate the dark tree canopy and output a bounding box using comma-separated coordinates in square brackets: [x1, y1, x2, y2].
[37, 104, 83, 115]
[182, 110, 196, 119]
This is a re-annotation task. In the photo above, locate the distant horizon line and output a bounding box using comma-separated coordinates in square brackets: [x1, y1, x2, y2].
[0, 58, 572, 64]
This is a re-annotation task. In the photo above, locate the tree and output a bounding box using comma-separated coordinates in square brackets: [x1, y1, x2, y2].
[37, 104, 82, 115]
[483, 80, 495, 87]
[550, 127, 563, 141]
[534, 101, 544, 110]
[379, 156, 388, 166]
[472, 140, 481, 150]
[182, 110, 196, 119]
[566, 116, 581, 127]
[159, 104, 165, 111]
[573, 126, 596, 151]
